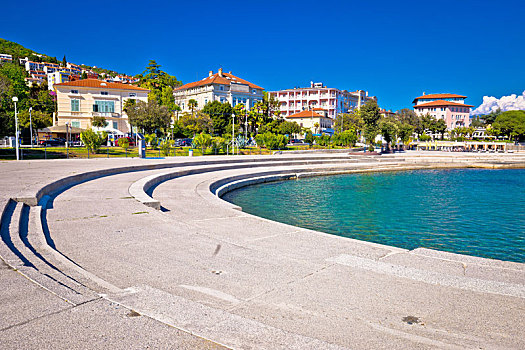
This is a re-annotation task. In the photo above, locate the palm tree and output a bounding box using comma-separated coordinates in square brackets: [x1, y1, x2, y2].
[188, 99, 198, 117]
[314, 122, 320, 134]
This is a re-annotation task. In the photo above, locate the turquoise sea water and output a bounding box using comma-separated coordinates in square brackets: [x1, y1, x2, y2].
[222, 169, 525, 263]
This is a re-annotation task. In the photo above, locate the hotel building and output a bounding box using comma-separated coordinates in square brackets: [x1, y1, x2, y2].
[270, 82, 376, 119]
[54, 79, 148, 133]
[413, 93, 472, 129]
[173, 68, 264, 112]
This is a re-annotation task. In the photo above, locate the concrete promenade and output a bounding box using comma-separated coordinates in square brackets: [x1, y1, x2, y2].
[0, 151, 524, 349]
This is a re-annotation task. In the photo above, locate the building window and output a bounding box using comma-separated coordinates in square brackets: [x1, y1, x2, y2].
[112, 121, 118, 129]
[129, 93, 136, 97]
[71, 99, 80, 112]
[220, 97, 226, 103]
[220, 85, 224, 91]
[93, 100, 115, 113]
[71, 90, 79, 94]
[71, 121, 80, 128]
[252, 89, 256, 94]
[101, 91, 109, 95]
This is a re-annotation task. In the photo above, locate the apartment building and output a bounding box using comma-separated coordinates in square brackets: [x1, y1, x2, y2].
[54, 79, 148, 133]
[270, 82, 376, 119]
[413, 93, 472, 129]
[0, 54, 13, 63]
[173, 68, 264, 112]
[286, 108, 333, 135]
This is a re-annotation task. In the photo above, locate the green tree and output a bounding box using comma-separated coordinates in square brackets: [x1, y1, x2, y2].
[435, 119, 447, 140]
[91, 116, 108, 128]
[492, 110, 525, 142]
[126, 100, 172, 134]
[334, 110, 364, 134]
[179, 111, 212, 136]
[278, 120, 301, 136]
[160, 86, 176, 111]
[481, 108, 502, 125]
[0, 63, 29, 136]
[81, 71, 88, 80]
[188, 99, 198, 117]
[201, 101, 233, 135]
[16, 110, 52, 129]
[304, 130, 314, 146]
[379, 119, 399, 150]
[332, 128, 357, 147]
[396, 108, 422, 136]
[62, 55, 67, 67]
[398, 123, 414, 148]
[361, 100, 381, 149]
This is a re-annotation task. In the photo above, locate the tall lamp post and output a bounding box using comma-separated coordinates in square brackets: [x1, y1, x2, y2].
[12, 97, 19, 161]
[232, 112, 235, 155]
[29, 107, 34, 148]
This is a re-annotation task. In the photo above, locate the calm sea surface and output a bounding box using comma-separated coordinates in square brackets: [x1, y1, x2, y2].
[222, 169, 525, 263]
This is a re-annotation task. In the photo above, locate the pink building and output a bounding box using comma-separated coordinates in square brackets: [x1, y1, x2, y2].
[270, 82, 375, 119]
[413, 93, 472, 129]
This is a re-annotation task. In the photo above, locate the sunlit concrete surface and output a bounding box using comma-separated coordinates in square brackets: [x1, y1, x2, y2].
[1, 151, 524, 349]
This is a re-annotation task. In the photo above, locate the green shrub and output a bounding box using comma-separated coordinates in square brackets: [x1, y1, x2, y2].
[419, 133, 431, 141]
[193, 133, 212, 154]
[160, 139, 174, 156]
[80, 129, 104, 153]
[211, 136, 227, 154]
[117, 137, 130, 149]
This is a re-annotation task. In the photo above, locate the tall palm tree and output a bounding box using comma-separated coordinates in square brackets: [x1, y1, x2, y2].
[188, 99, 198, 117]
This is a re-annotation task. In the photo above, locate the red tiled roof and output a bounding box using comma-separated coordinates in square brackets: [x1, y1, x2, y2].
[412, 93, 467, 103]
[175, 71, 263, 91]
[54, 79, 149, 91]
[286, 110, 325, 119]
[414, 100, 473, 108]
[312, 107, 326, 111]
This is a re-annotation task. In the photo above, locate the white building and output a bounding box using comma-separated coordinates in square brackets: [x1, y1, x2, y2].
[54, 79, 149, 133]
[173, 68, 264, 112]
[270, 82, 376, 119]
[0, 54, 13, 63]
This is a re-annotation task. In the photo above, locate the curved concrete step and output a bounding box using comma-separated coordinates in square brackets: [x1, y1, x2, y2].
[28, 202, 122, 296]
[0, 199, 99, 305]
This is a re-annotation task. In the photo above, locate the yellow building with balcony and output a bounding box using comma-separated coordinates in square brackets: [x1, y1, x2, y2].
[54, 79, 149, 134]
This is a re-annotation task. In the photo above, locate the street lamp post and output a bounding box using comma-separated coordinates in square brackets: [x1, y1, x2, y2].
[232, 112, 235, 155]
[65, 122, 69, 159]
[12, 97, 19, 161]
[29, 107, 34, 148]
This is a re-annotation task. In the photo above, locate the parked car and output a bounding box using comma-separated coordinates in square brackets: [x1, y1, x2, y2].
[289, 139, 306, 145]
[175, 138, 193, 147]
[39, 138, 65, 146]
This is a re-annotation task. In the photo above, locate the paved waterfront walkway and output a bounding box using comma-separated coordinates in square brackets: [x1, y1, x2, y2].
[1, 151, 524, 349]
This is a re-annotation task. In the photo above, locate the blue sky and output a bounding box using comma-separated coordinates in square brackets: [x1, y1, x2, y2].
[1, 0, 524, 111]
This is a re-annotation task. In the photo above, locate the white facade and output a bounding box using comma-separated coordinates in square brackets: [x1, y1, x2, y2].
[173, 68, 264, 113]
[0, 53, 12, 63]
[270, 82, 376, 119]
